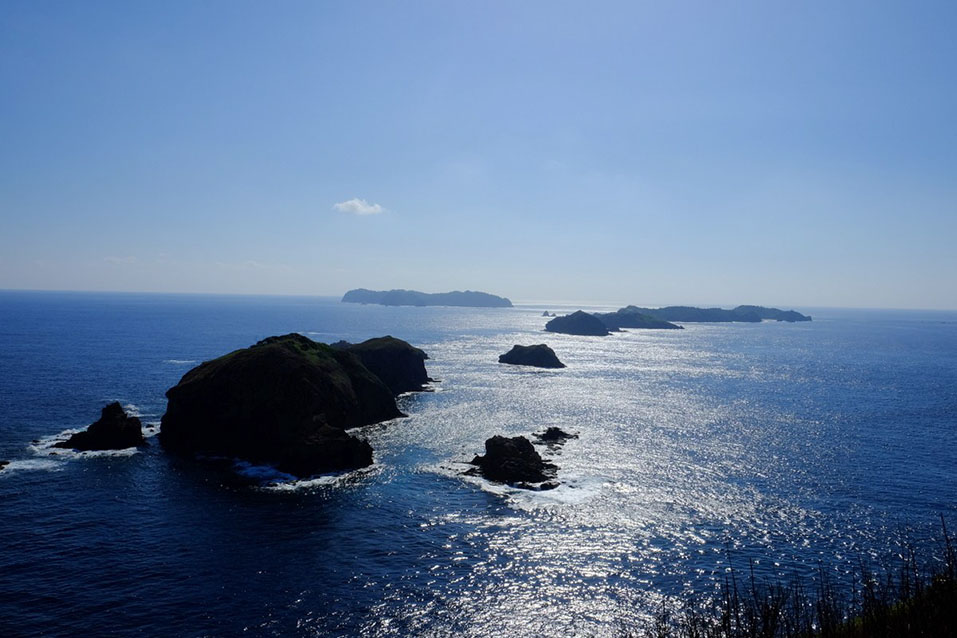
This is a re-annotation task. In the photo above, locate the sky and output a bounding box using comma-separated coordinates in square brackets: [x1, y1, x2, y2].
[2, 1, 956, 309]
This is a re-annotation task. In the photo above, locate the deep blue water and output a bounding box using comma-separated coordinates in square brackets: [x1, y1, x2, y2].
[0, 291, 955, 637]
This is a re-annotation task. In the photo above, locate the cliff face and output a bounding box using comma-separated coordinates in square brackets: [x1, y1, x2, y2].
[332, 336, 432, 394]
[342, 288, 512, 308]
[159, 334, 407, 477]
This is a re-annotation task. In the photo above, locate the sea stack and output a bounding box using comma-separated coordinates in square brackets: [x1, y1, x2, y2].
[54, 402, 147, 451]
[468, 435, 557, 488]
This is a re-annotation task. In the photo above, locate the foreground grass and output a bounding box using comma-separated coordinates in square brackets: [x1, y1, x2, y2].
[635, 518, 957, 638]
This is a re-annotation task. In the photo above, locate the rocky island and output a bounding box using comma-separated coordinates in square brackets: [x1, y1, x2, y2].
[54, 402, 146, 451]
[159, 333, 429, 477]
[342, 288, 512, 308]
[544, 310, 610, 336]
[498, 344, 566, 368]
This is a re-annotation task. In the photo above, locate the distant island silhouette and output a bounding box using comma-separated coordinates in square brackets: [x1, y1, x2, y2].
[622, 305, 811, 323]
[342, 288, 512, 308]
[545, 305, 811, 336]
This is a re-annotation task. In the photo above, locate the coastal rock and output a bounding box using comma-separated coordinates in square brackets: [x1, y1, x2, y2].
[342, 288, 512, 308]
[469, 435, 557, 487]
[498, 344, 566, 369]
[534, 427, 578, 445]
[159, 333, 408, 477]
[545, 310, 609, 336]
[54, 402, 146, 451]
[331, 336, 431, 394]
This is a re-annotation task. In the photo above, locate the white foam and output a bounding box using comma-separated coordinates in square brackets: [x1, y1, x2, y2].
[121, 403, 142, 417]
[257, 465, 380, 492]
[428, 462, 605, 508]
[163, 359, 198, 365]
[29, 428, 142, 458]
[233, 460, 298, 484]
[0, 458, 64, 474]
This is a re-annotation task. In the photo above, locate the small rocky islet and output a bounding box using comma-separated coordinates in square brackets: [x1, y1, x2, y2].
[498, 344, 565, 368]
[466, 435, 558, 490]
[53, 401, 147, 451]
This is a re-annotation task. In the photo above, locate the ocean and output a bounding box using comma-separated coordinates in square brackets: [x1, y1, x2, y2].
[0, 291, 955, 637]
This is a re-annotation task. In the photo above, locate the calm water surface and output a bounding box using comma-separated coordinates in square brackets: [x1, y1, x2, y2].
[0, 292, 955, 637]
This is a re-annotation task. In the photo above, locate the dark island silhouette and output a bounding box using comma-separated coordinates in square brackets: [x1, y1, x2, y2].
[498, 344, 566, 368]
[544, 310, 610, 336]
[159, 333, 429, 477]
[626, 305, 811, 323]
[545, 304, 811, 335]
[342, 288, 512, 308]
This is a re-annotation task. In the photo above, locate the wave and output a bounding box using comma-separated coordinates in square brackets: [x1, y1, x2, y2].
[163, 359, 198, 365]
[29, 428, 144, 458]
[428, 461, 605, 508]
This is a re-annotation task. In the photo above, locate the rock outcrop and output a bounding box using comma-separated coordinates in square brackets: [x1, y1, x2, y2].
[498, 344, 566, 369]
[54, 402, 146, 451]
[342, 288, 512, 308]
[534, 427, 578, 445]
[545, 310, 609, 336]
[468, 435, 557, 487]
[331, 336, 431, 394]
[159, 333, 415, 477]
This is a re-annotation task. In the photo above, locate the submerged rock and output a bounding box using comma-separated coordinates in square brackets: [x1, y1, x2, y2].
[468, 435, 557, 487]
[545, 310, 609, 336]
[159, 333, 411, 477]
[534, 427, 578, 445]
[331, 336, 431, 394]
[498, 344, 565, 369]
[0, 460, 8, 470]
[54, 402, 146, 451]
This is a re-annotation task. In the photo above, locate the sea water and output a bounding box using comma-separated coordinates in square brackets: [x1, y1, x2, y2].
[0, 291, 955, 637]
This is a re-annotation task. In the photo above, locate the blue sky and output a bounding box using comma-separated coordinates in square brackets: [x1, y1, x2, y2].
[2, 1, 955, 308]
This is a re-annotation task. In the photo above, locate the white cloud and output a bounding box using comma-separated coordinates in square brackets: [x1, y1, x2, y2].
[333, 198, 387, 215]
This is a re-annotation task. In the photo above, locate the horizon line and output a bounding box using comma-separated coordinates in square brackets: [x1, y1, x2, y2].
[1, 287, 956, 313]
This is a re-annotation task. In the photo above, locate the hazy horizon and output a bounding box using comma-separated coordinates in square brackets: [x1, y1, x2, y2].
[3, 2, 956, 310]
